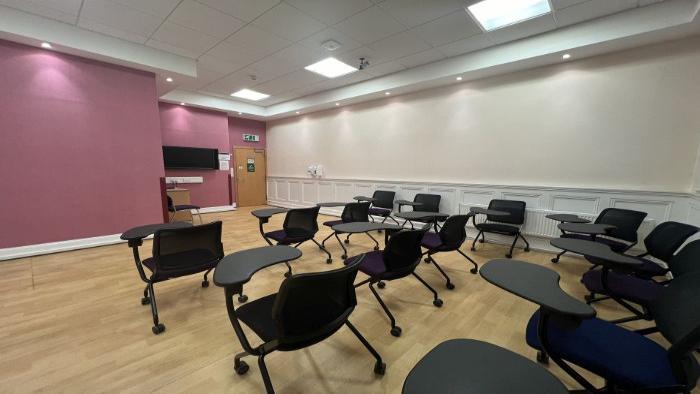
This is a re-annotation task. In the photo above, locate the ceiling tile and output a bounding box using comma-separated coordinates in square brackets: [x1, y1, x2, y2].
[194, 0, 279, 21]
[398, 48, 446, 68]
[377, 0, 465, 27]
[334, 6, 407, 45]
[367, 30, 431, 60]
[177, 65, 226, 90]
[0, 0, 82, 24]
[148, 21, 221, 58]
[550, 0, 590, 10]
[147, 39, 203, 58]
[298, 28, 363, 54]
[436, 33, 493, 57]
[200, 69, 262, 96]
[80, 0, 163, 38]
[487, 14, 557, 44]
[110, 0, 181, 18]
[411, 10, 482, 47]
[252, 2, 326, 41]
[223, 25, 291, 56]
[248, 44, 324, 82]
[554, 0, 638, 27]
[202, 41, 269, 72]
[334, 46, 396, 69]
[285, 0, 373, 25]
[168, 0, 245, 39]
[252, 69, 326, 95]
[78, 17, 149, 43]
[364, 60, 406, 77]
[638, 0, 664, 6]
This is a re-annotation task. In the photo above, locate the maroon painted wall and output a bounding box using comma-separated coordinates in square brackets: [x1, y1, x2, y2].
[0, 40, 164, 248]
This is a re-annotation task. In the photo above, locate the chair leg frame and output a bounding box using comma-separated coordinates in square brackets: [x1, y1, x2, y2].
[345, 320, 386, 373]
[311, 238, 333, 263]
[412, 272, 442, 305]
[457, 249, 479, 273]
[424, 252, 454, 289]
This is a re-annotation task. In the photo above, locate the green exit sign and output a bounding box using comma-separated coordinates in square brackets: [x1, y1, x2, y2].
[243, 133, 260, 142]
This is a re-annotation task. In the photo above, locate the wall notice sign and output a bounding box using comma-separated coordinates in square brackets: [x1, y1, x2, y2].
[247, 158, 255, 172]
[243, 134, 260, 142]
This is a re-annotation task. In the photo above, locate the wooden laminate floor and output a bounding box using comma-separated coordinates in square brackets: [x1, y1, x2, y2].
[0, 207, 679, 393]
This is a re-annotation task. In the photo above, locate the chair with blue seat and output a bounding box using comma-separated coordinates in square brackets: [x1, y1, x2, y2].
[581, 239, 700, 325]
[471, 199, 530, 258]
[551, 207, 647, 263]
[421, 214, 478, 289]
[345, 225, 443, 337]
[263, 206, 333, 265]
[480, 259, 700, 393]
[167, 195, 203, 224]
[367, 190, 400, 227]
[320, 202, 378, 249]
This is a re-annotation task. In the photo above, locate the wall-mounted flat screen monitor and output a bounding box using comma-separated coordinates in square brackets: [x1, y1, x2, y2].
[163, 146, 219, 170]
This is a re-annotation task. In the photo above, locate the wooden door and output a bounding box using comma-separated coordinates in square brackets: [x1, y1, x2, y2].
[234, 148, 267, 207]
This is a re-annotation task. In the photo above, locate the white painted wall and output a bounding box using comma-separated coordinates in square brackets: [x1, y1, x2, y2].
[267, 37, 700, 193]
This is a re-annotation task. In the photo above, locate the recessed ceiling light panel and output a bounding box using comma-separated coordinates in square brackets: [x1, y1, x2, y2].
[467, 0, 551, 31]
[305, 57, 357, 78]
[231, 89, 270, 101]
[41, 42, 52, 49]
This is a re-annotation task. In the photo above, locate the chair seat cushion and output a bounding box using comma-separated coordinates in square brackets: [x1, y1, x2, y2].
[580, 270, 664, 304]
[526, 310, 677, 389]
[475, 222, 519, 235]
[369, 207, 391, 216]
[421, 232, 443, 249]
[345, 251, 386, 277]
[142, 249, 218, 281]
[323, 219, 344, 227]
[237, 293, 279, 342]
[171, 204, 200, 211]
[264, 229, 310, 244]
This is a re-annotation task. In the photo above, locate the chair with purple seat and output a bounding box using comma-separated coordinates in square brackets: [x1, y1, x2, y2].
[321, 202, 378, 249]
[167, 195, 203, 224]
[136, 221, 223, 334]
[580, 239, 700, 325]
[421, 214, 478, 290]
[551, 208, 647, 263]
[345, 225, 443, 338]
[263, 205, 333, 265]
[367, 190, 400, 227]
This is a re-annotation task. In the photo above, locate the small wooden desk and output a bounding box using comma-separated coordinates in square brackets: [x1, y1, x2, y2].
[167, 188, 192, 222]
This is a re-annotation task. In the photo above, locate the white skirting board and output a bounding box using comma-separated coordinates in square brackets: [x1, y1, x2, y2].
[0, 204, 237, 261]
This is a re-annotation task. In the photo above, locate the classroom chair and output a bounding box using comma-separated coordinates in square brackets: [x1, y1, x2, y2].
[471, 199, 530, 258]
[421, 214, 479, 289]
[263, 206, 333, 264]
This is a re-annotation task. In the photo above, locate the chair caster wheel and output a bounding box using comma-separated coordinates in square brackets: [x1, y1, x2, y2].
[377, 230, 383, 234]
[584, 294, 595, 303]
[377, 281, 386, 289]
[234, 360, 249, 375]
[551, 257, 559, 263]
[284, 271, 292, 278]
[505, 254, 512, 259]
[433, 299, 443, 307]
[470, 247, 476, 252]
[536, 351, 549, 365]
[141, 297, 151, 305]
[479, 239, 485, 243]
[238, 295, 248, 303]
[344, 239, 350, 244]
[524, 247, 530, 252]
[373, 246, 379, 251]
[152, 323, 166, 335]
[446, 283, 455, 290]
[374, 361, 386, 375]
[201, 281, 209, 288]
[390, 326, 402, 337]
[327, 258, 333, 264]
[424, 257, 431, 263]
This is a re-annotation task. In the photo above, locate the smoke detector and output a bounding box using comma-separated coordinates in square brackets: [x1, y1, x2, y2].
[321, 39, 341, 51]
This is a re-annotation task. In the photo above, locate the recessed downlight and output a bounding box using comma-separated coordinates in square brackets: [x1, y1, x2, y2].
[231, 88, 270, 101]
[385, 92, 391, 95]
[295, 111, 300, 114]
[180, 102, 186, 106]
[562, 53, 571, 60]
[456, 76, 463, 81]
[166, 77, 173, 82]
[238, 112, 243, 115]
[41, 42, 52, 49]
[335, 103, 340, 106]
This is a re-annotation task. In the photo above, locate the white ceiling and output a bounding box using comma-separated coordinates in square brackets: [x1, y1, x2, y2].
[0, 0, 672, 108]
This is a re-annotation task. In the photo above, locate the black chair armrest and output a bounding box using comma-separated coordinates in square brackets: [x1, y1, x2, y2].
[480, 259, 595, 319]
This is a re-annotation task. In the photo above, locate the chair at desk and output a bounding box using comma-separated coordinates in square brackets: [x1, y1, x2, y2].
[421, 214, 478, 289]
[551, 207, 647, 263]
[367, 190, 400, 226]
[471, 199, 530, 258]
[346, 225, 443, 337]
[137, 221, 223, 334]
[231, 256, 386, 393]
[263, 206, 333, 264]
[167, 195, 203, 224]
[398, 193, 441, 213]
[321, 202, 377, 247]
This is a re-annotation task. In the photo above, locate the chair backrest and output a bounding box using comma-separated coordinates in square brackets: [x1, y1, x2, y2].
[644, 221, 698, 263]
[283, 206, 320, 238]
[372, 190, 395, 210]
[414, 193, 441, 212]
[272, 256, 363, 348]
[594, 208, 647, 243]
[383, 225, 430, 273]
[668, 239, 700, 278]
[487, 199, 526, 225]
[341, 202, 370, 223]
[438, 215, 471, 248]
[152, 221, 224, 274]
[650, 270, 700, 389]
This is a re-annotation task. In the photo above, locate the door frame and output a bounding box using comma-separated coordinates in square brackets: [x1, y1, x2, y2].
[233, 147, 267, 207]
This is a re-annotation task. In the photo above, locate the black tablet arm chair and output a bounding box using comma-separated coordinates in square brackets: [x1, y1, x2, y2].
[552, 207, 647, 263]
[471, 199, 530, 258]
[581, 239, 700, 326]
[346, 225, 443, 337]
[421, 214, 478, 289]
[397, 193, 441, 213]
[227, 256, 385, 394]
[481, 259, 700, 393]
[368, 190, 400, 226]
[134, 221, 223, 334]
[321, 202, 379, 249]
[263, 206, 333, 265]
